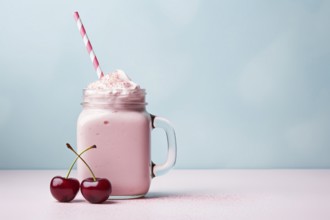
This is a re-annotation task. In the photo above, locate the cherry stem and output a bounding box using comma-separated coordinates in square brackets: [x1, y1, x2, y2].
[66, 143, 97, 181]
[65, 144, 96, 179]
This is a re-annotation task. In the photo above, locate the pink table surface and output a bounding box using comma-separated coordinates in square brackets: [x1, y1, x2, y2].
[0, 169, 329, 220]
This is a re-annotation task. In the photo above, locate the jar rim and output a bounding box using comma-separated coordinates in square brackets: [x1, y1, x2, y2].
[82, 88, 147, 109]
[83, 88, 146, 96]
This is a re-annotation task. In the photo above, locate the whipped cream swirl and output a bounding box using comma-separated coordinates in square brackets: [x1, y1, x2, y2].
[83, 70, 146, 108]
[87, 69, 142, 95]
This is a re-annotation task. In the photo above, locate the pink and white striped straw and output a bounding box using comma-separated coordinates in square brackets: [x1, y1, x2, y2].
[73, 11, 104, 79]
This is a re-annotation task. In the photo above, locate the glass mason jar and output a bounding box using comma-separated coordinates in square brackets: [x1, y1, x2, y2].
[77, 89, 177, 199]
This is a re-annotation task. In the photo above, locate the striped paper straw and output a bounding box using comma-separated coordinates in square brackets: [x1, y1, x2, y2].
[73, 11, 104, 79]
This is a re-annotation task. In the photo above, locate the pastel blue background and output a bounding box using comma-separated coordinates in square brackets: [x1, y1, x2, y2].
[1, 0, 329, 169]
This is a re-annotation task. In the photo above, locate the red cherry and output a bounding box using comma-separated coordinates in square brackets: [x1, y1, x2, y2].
[50, 176, 80, 202]
[81, 178, 112, 203]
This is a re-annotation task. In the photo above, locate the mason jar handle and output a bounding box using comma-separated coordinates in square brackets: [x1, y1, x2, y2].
[150, 114, 177, 178]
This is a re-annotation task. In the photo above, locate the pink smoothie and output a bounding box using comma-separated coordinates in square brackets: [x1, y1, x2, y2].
[77, 70, 152, 197]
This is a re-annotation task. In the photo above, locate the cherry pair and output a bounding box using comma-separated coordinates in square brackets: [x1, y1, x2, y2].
[50, 144, 111, 204]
